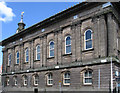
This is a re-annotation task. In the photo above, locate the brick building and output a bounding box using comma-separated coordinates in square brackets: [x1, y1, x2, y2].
[0, 2, 120, 93]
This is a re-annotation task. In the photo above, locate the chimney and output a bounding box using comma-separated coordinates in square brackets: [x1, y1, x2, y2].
[16, 12, 26, 33]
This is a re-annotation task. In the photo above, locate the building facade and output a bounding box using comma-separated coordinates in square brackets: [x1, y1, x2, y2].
[1, 2, 120, 93]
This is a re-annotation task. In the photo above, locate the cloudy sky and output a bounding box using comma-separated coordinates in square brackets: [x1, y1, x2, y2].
[0, 1, 80, 66]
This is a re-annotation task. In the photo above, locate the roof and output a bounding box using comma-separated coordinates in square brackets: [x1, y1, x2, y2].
[0, 2, 114, 46]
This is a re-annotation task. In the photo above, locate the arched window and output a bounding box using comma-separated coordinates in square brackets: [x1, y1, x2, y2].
[6, 77, 9, 86]
[65, 36, 71, 54]
[47, 73, 53, 85]
[25, 48, 29, 62]
[36, 45, 40, 60]
[34, 74, 39, 85]
[83, 70, 92, 85]
[23, 75, 27, 86]
[63, 72, 70, 85]
[16, 51, 19, 64]
[84, 29, 92, 50]
[8, 53, 11, 66]
[49, 41, 54, 57]
[14, 76, 17, 86]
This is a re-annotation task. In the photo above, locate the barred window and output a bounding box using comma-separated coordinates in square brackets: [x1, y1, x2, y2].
[23, 75, 27, 86]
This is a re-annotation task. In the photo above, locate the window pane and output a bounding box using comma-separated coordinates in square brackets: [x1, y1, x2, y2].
[50, 42, 54, 49]
[17, 59, 19, 64]
[50, 50, 54, 57]
[85, 78, 92, 83]
[66, 46, 71, 53]
[85, 30, 91, 40]
[37, 46, 40, 52]
[86, 40, 92, 49]
[65, 79, 70, 84]
[37, 53, 40, 60]
[66, 37, 71, 45]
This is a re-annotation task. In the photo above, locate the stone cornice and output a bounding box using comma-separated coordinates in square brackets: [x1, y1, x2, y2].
[2, 57, 119, 76]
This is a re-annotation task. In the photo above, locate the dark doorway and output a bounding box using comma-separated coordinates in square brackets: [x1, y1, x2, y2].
[34, 88, 38, 93]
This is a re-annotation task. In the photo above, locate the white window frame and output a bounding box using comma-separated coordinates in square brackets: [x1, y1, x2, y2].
[65, 36, 71, 54]
[16, 51, 19, 64]
[25, 48, 29, 62]
[83, 70, 92, 85]
[84, 29, 93, 50]
[14, 77, 17, 86]
[63, 72, 70, 85]
[36, 45, 40, 60]
[47, 73, 53, 85]
[23, 76, 27, 86]
[49, 41, 54, 57]
[34, 75, 39, 85]
[8, 53, 11, 66]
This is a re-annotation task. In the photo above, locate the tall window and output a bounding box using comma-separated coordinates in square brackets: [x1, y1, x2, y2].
[16, 51, 19, 64]
[34, 75, 39, 85]
[6, 77, 9, 86]
[47, 73, 53, 85]
[36, 45, 40, 60]
[23, 75, 27, 86]
[85, 29, 92, 50]
[49, 41, 54, 57]
[83, 70, 92, 85]
[25, 48, 29, 62]
[63, 72, 70, 85]
[65, 36, 71, 54]
[14, 76, 17, 86]
[8, 53, 11, 66]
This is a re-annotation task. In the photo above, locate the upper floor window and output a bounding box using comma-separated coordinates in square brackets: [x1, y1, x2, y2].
[49, 41, 54, 57]
[83, 70, 92, 85]
[8, 53, 11, 66]
[63, 72, 70, 85]
[23, 75, 27, 86]
[36, 45, 40, 60]
[16, 51, 19, 64]
[47, 73, 53, 85]
[84, 29, 93, 50]
[25, 48, 29, 62]
[14, 76, 17, 86]
[65, 36, 71, 54]
[34, 75, 39, 85]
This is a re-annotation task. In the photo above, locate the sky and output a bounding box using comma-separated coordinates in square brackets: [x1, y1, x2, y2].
[0, 1, 81, 66]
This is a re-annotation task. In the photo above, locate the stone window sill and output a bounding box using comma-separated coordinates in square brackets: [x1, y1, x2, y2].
[34, 60, 40, 62]
[82, 48, 94, 52]
[47, 57, 54, 59]
[63, 53, 72, 56]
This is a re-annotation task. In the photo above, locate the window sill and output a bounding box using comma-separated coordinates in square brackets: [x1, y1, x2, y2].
[83, 83, 92, 86]
[82, 48, 94, 52]
[14, 64, 19, 66]
[24, 62, 29, 64]
[34, 60, 40, 62]
[46, 84, 53, 87]
[47, 57, 54, 59]
[63, 53, 72, 56]
[63, 84, 70, 86]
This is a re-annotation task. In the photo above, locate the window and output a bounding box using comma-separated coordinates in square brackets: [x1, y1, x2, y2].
[14, 77, 17, 86]
[6, 77, 9, 86]
[83, 70, 92, 85]
[63, 72, 70, 85]
[16, 51, 19, 64]
[84, 29, 92, 50]
[65, 36, 71, 54]
[34, 75, 39, 85]
[47, 73, 53, 85]
[8, 53, 11, 66]
[49, 41, 54, 57]
[36, 45, 40, 60]
[25, 48, 29, 62]
[23, 75, 27, 86]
